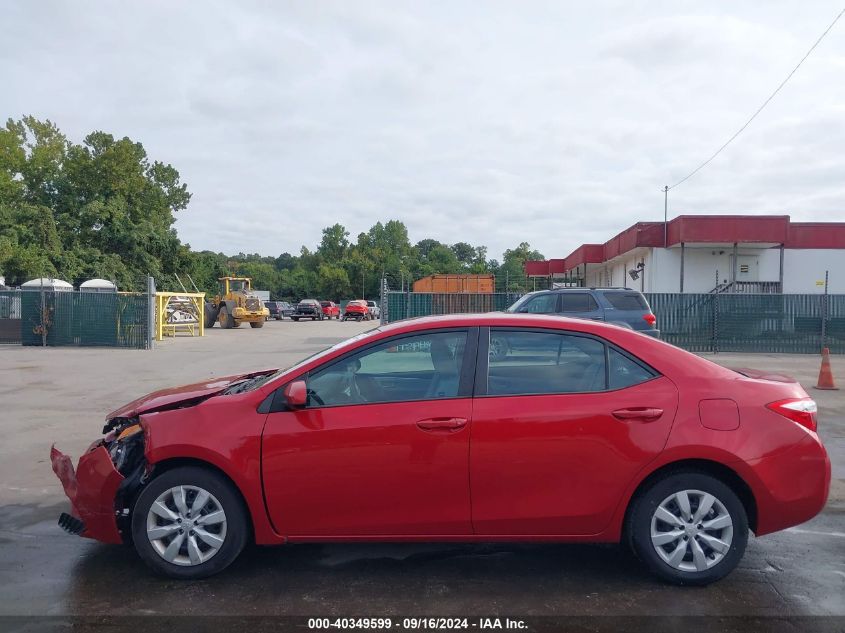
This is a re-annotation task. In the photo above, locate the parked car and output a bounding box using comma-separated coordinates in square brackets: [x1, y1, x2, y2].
[507, 288, 659, 337]
[264, 301, 294, 321]
[320, 301, 341, 320]
[50, 313, 829, 583]
[291, 299, 323, 321]
[342, 299, 371, 321]
[366, 300, 380, 320]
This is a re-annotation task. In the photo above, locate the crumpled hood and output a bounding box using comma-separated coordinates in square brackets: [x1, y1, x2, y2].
[105, 370, 273, 420]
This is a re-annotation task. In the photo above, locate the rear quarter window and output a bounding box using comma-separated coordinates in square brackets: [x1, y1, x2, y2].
[559, 293, 599, 312]
[603, 292, 647, 310]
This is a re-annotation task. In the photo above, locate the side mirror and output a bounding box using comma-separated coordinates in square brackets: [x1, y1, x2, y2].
[283, 380, 308, 408]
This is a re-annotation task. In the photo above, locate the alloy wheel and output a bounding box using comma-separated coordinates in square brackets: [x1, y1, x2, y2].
[146, 485, 227, 567]
[650, 489, 733, 572]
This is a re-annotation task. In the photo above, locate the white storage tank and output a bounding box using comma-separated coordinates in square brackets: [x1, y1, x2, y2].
[80, 278, 117, 293]
[21, 278, 73, 291]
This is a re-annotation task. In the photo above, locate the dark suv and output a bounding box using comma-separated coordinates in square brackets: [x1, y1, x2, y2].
[506, 288, 659, 337]
[292, 299, 324, 321]
[264, 301, 294, 320]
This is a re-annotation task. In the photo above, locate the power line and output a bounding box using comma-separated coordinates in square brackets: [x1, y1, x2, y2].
[667, 6, 845, 191]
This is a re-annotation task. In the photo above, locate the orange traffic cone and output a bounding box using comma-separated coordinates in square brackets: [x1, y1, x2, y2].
[814, 347, 839, 390]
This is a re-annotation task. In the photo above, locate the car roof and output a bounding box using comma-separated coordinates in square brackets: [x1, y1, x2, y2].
[376, 312, 652, 336]
[530, 287, 639, 293]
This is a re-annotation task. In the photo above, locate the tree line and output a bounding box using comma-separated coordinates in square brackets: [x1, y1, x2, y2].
[0, 117, 544, 301]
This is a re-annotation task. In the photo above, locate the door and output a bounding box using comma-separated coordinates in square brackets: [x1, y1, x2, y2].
[471, 328, 678, 536]
[262, 329, 476, 536]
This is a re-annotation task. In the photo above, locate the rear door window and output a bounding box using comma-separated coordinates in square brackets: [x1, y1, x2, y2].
[559, 293, 599, 313]
[487, 330, 607, 395]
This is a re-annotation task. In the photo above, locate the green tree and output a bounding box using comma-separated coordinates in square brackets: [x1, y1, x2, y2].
[0, 117, 191, 290]
[317, 224, 350, 262]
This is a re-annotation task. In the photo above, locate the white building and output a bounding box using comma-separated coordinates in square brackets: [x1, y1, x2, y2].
[526, 215, 845, 294]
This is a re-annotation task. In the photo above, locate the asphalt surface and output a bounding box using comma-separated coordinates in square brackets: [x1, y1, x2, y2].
[1, 320, 843, 631]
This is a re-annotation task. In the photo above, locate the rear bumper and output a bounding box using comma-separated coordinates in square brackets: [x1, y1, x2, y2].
[749, 433, 831, 536]
[50, 444, 124, 544]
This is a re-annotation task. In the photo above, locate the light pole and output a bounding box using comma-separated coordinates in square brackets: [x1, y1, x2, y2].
[663, 185, 669, 247]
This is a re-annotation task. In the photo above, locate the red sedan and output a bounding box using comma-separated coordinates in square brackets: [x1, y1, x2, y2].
[50, 314, 830, 583]
[320, 301, 341, 319]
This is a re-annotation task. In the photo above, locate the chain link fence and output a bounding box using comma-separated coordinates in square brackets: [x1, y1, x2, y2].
[0, 290, 22, 344]
[0, 281, 153, 349]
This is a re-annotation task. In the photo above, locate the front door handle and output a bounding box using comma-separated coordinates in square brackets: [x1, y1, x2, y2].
[612, 407, 664, 422]
[416, 417, 468, 432]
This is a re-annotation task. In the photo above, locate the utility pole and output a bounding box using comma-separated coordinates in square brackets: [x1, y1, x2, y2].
[663, 185, 669, 247]
[361, 269, 365, 299]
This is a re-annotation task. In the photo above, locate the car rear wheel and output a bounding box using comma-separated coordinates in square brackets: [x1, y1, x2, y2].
[627, 472, 748, 585]
[131, 466, 248, 579]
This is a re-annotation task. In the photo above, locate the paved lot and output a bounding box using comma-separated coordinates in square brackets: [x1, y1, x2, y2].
[0, 320, 843, 626]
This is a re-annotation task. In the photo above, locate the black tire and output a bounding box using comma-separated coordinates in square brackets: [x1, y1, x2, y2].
[249, 320, 263, 328]
[131, 466, 248, 580]
[627, 471, 748, 586]
[219, 306, 234, 329]
[204, 303, 218, 329]
[292, 317, 299, 322]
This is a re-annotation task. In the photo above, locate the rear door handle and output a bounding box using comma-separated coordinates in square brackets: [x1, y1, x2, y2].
[612, 407, 664, 422]
[416, 417, 468, 432]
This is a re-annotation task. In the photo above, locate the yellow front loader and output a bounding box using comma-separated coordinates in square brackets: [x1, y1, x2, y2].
[204, 277, 269, 329]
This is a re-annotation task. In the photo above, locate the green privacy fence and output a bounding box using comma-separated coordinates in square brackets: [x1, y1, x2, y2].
[645, 293, 844, 354]
[382, 290, 843, 354]
[385, 291, 522, 323]
[5, 290, 152, 349]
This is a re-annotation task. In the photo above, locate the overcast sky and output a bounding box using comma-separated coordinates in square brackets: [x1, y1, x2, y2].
[2, 1, 844, 260]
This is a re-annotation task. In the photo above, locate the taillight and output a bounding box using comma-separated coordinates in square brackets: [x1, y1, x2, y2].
[766, 398, 818, 432]
[643, 313, 657, 327]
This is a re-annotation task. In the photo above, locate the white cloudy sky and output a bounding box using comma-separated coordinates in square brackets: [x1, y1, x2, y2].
[2, 1, 844, 260]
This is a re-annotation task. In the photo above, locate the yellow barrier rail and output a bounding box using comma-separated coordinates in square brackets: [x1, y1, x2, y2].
[155, 292, 205, 341]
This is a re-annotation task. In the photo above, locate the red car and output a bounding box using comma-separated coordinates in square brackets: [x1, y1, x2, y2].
[50, 314, 830, 583]
[342, 299, 371, 321]
[320, 301, 340, 320]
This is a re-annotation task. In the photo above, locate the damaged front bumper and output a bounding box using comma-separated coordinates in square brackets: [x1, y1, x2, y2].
[51, 417, 150, 543]
[50, 444, 125, 543]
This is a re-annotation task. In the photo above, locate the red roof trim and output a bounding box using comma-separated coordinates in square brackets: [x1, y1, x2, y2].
[529, 215, 845, 276]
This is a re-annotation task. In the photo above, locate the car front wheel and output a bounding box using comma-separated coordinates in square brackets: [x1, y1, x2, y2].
[131, 466, 248, 579]
[627, 472, 748, 586]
